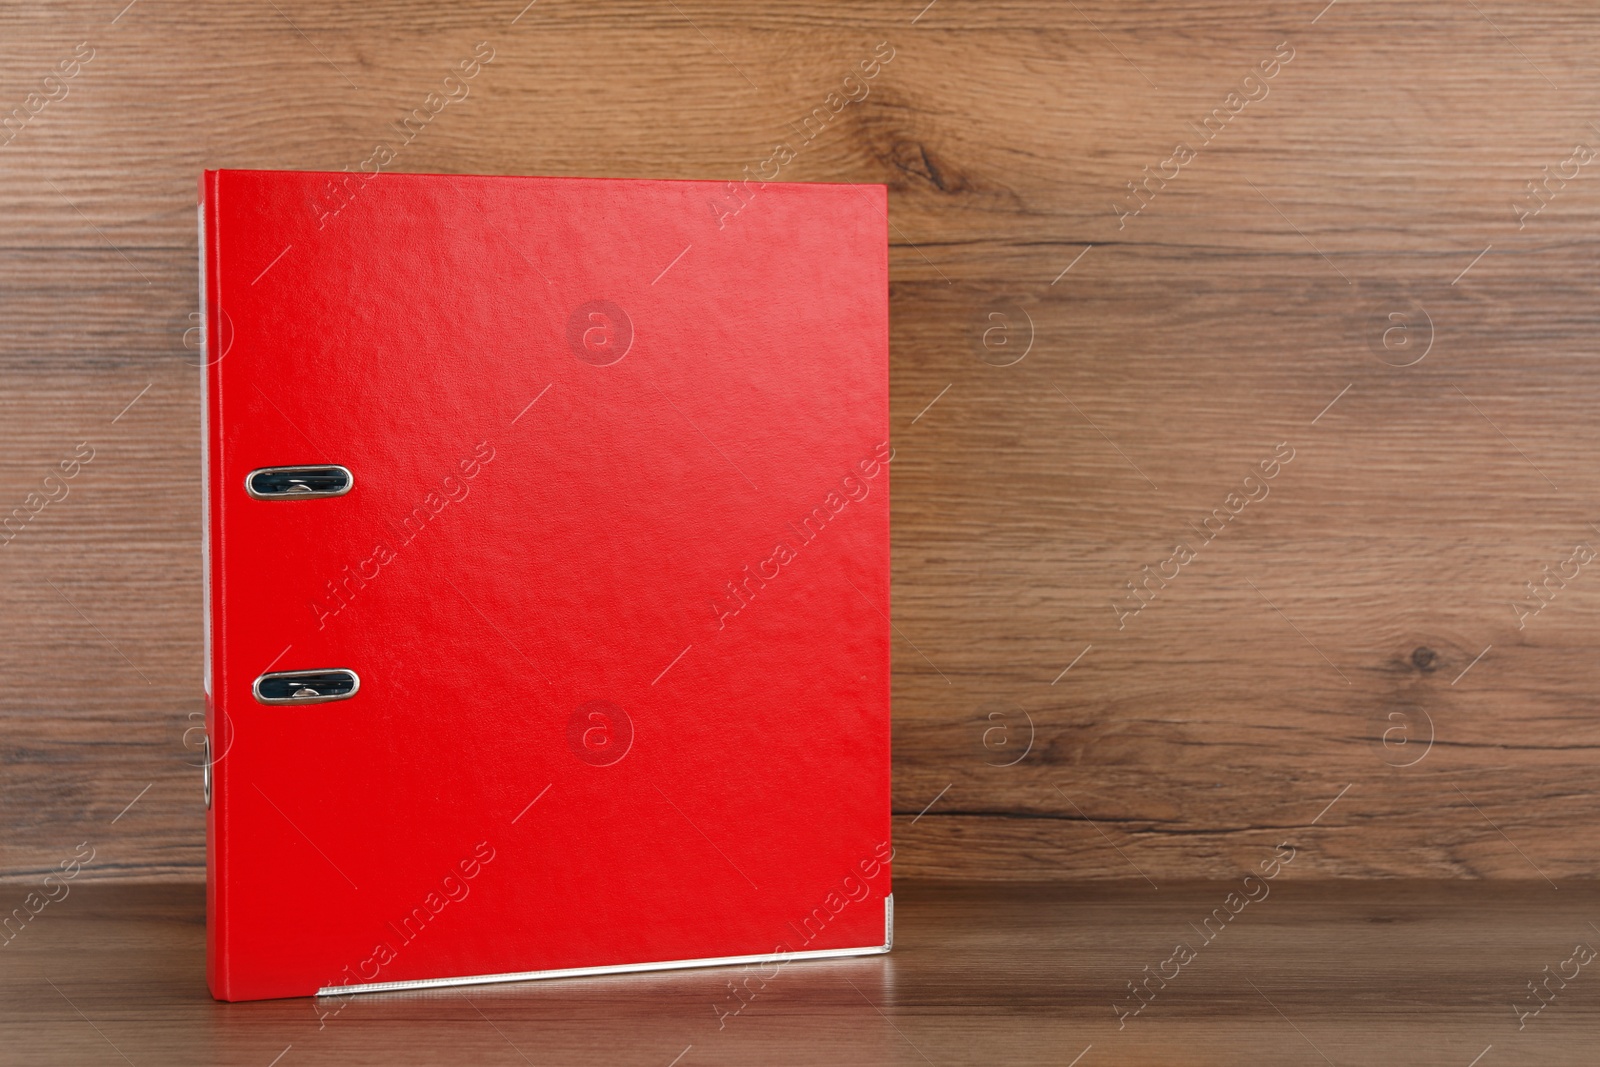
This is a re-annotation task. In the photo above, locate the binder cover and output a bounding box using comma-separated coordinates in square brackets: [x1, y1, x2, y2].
[199, 169, 891, 1002]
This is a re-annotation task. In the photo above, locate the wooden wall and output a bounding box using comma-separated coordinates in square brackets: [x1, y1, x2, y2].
[3, 0, 1599, 882]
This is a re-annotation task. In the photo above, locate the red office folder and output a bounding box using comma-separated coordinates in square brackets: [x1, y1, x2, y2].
[199, 169, 891, 1002]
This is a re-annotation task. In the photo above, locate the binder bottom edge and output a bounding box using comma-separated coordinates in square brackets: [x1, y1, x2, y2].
[317, 894, 895, 998]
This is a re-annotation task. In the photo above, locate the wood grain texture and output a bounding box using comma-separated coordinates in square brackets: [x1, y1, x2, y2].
[4, 880, 1599, 1064]
[3, 0, 1600, 881]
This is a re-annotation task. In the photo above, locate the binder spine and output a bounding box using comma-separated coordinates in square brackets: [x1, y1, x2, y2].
[199, 170, 228, 999]
[198, 196, 211, 700]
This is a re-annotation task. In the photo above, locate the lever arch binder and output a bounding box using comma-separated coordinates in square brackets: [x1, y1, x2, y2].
[199, 169, 891, 1001]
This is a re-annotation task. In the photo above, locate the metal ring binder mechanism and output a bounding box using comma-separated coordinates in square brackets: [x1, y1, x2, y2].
[201, 169, 891, 1002]
[252, 669, 360, 705]
[244, 465, 353, 499]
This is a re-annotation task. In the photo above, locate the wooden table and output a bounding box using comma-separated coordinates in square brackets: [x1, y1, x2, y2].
[3, 880, 1595, 1065]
